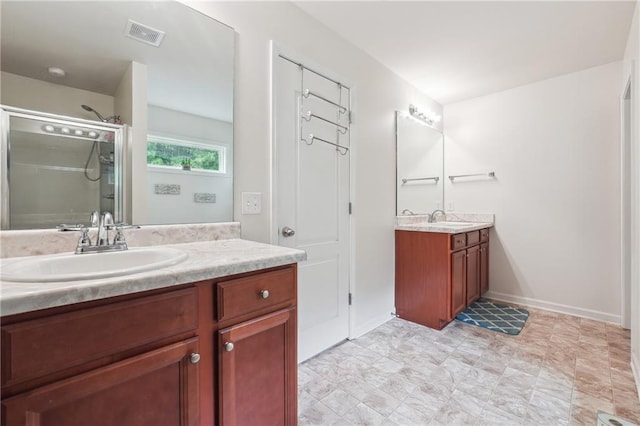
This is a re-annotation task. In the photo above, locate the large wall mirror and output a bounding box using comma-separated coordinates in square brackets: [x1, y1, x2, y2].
[0, 1, 234, 229]
[396, 111, 444, 215]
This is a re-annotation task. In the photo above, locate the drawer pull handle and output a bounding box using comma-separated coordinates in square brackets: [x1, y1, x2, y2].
[260, 289, 270, 299]
[224, 342, 235, 352]
[189, 353, 201, 364]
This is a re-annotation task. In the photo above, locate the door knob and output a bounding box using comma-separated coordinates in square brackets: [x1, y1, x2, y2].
[281, 226, 296, 237]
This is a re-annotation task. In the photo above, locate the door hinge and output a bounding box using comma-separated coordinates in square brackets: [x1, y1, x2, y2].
[349, 202, 352, 215]
[348, 293, 353, 305]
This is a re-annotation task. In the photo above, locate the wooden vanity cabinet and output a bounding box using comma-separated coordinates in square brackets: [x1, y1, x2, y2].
[465, 244, 481, 306]
[480, 228, 490, 295]
[1, 287, 201, 426]
[395, 228, 490, 330]
[216, 267, 298, 426]
[1, 264, 299, 426]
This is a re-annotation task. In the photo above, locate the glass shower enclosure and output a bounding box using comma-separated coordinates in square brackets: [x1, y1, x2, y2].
[1, 106, 123, 230]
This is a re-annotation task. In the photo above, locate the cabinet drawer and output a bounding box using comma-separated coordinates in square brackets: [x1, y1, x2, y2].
[1, 288, 197, 386]
[480, 228, 490, 242]
[217, 268, 295, 322]
[466, 231, 480, 245]
[451, 233, 466, 250]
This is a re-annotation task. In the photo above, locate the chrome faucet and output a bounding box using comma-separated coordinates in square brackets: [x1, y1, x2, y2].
[428, 209, 446, 223]
[401, 209, 415, 215]
[57, 211, 138, 254]
[96, 211, 114, 246]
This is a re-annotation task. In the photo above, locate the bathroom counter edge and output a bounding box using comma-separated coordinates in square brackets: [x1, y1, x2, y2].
[0, 238, 306, 316]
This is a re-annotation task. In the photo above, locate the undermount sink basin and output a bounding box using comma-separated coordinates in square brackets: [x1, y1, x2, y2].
[0, 247, 188, 283]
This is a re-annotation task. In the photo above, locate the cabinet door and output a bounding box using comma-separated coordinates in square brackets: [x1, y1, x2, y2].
[466, 245, 480, 305]
[218, 307, 297, 426]
[450, 250, 467, 318]
[2, 338, 200, 426]
[480, 242, 489, 295]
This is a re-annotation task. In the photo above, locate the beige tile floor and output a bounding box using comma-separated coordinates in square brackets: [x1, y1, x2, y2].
[298, 306, 640, 425]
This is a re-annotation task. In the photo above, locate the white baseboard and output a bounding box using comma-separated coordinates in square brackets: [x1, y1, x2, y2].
[632, 351, 640, 402]
[350, 311, 394, 340]
[484, 291, 621, 325]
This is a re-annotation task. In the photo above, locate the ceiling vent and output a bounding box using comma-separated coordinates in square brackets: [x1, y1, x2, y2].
[124, 19, 165, 47]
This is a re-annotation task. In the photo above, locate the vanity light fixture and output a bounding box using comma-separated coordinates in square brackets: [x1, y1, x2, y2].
[409, 104, 441, 126]
[42, 124, 100, 140]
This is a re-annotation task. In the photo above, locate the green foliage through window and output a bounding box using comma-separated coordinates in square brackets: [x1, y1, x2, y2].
[147, 138, 222, 172]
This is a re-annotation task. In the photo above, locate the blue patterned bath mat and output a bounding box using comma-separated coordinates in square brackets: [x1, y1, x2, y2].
[456, 299, 529, 335]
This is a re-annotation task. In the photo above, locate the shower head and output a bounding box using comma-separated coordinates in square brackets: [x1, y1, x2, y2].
[80, 105, 121, 124]
[81, 104, 107, 122]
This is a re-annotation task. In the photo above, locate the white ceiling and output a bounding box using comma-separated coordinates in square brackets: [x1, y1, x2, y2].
[1, 1, 234, 122]
[295, 1, 637, 105]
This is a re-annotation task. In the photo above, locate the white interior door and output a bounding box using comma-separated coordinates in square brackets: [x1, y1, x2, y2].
[274, 53, 351, 362]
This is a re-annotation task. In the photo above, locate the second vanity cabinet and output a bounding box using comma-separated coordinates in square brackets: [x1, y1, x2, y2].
[1, 264, 298, 426]
[395, 227, 490, 330]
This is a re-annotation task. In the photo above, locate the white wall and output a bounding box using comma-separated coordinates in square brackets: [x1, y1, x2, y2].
[118, 62, 148, 225]
[444, 62, 623, 323]
[146, 105, 233, 224]
[184, 1, 442, 336]
[622, 0, 640, 394]
[1, 72, 113, 119]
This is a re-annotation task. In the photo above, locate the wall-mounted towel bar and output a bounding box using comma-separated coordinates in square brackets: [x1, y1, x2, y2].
[302, 111, 349, 134]
[302, 133, 349, 156]
[303, 89, 348, 115]
[401, 176, 440, 184]
[448, 171, 495, 182]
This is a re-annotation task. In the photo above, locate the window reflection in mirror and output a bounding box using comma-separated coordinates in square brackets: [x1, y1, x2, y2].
[0, 1, 234, 229]
[396, 111, 444, 215]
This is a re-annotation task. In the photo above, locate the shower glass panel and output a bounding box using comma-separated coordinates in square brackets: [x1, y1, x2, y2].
[1, 107, 123, 229]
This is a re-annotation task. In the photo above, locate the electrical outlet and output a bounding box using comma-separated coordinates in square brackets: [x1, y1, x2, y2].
[446, 201, 455, 211]
[242, 192, 262, 215]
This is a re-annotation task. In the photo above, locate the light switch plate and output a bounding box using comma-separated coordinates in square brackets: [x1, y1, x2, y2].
[242, 192, 262, 214]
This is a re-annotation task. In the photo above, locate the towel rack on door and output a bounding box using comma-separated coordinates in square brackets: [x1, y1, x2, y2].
[303, 89, 348, 115]
[302, 111, 349, 134]
[302, 133, 349, 156]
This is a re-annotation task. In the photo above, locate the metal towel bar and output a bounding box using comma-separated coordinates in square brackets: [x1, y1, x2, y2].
[401, 176, 440, 184]
[448, 171, 495, 182]
[301, 133, 349, 156]
[303, 89, 348, 114]
[302, 111, 349, 134]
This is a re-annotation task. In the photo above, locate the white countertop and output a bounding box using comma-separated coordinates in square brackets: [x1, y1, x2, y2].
[0, 239, 306, 317]
[395, 221, 494, 234]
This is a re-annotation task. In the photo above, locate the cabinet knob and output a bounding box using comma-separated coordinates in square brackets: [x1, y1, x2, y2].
[224, 342, 235, 352]
[260, 289, 270, 299]
[189, 353, 201, 364]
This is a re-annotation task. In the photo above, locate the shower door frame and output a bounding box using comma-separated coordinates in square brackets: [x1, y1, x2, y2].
[0, 105, 124, 230]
